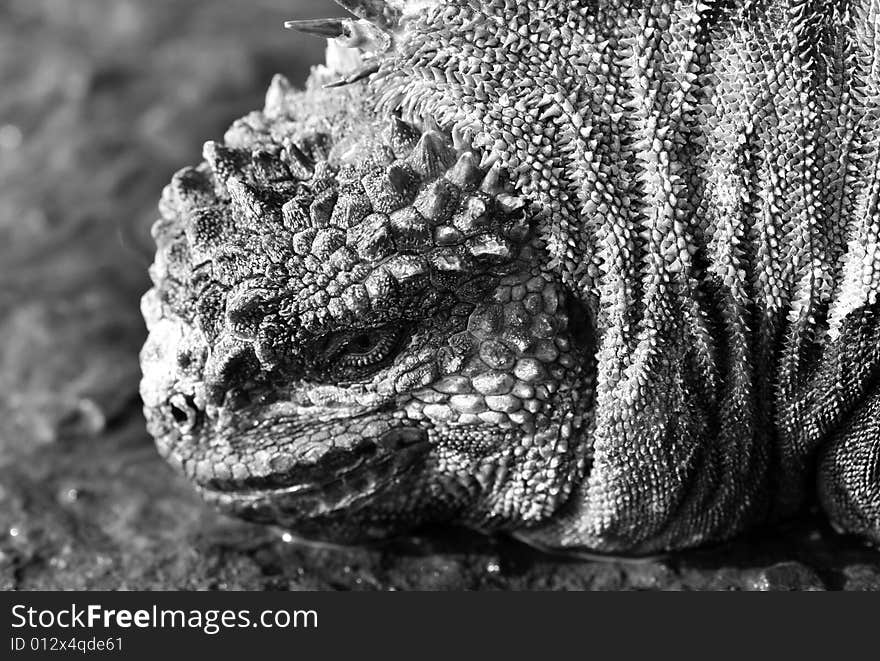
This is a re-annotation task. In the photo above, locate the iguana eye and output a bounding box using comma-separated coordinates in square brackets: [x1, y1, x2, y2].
[346, 332, 384, 355]
[336, 328, 401, 367]
[317, 325, 407, 376]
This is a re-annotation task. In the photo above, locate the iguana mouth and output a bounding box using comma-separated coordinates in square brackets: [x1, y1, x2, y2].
[197, 426, 434, 531]
[202, 426, 430, 496]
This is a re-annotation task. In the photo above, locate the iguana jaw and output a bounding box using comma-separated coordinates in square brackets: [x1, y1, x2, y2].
[196, 428, 435, 535]
[212, 426, 430, 495]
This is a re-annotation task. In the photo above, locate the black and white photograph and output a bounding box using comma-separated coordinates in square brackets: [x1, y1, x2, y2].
[2, 0, 880, 605]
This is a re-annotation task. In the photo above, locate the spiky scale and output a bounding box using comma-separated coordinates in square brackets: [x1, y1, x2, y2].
[333, 0, 401, 31]
[361, 162, 419, 212]
[311, 228, 346, 260]
[347, 212, 394, 260]
[203, 141, 248, 186]
[324, 61, 382, 88]
[309, 189, 339, 227]
[445, 151, 483, 188]
[330, 190, 373, 227]
[283, 18, 350, 38]
[389, 206, 432, 251]
[413, 178, 460, 223]
[408, 130, 457, 179]
[185, 207, 231, 258]
[385, 115, 421, 157]
[169, 166, 215, 213]
[283, 143, 315, 179]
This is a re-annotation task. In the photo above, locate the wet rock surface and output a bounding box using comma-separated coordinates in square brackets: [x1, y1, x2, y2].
[1, 0, 878, 591]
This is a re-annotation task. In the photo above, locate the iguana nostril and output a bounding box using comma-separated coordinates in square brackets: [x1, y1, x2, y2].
[170, 403, 187, 424]
[168, 393, 200, 432]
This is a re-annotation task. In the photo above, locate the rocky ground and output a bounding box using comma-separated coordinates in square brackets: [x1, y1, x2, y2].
[1, 0, 878, 591]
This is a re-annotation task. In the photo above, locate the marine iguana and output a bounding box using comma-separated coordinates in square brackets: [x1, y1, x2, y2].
[140, 0, 880, 554]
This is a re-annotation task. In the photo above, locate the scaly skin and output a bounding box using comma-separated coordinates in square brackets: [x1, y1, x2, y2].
[140, 0, 880, 554]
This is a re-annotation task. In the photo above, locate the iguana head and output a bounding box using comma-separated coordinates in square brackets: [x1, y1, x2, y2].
[140, 1, 594, 543]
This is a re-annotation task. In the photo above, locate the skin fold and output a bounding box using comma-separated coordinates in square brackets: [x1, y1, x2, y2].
[141, 0, 880, 554]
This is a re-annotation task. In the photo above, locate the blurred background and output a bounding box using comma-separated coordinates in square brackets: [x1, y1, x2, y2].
[0, 0, 877, 590]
